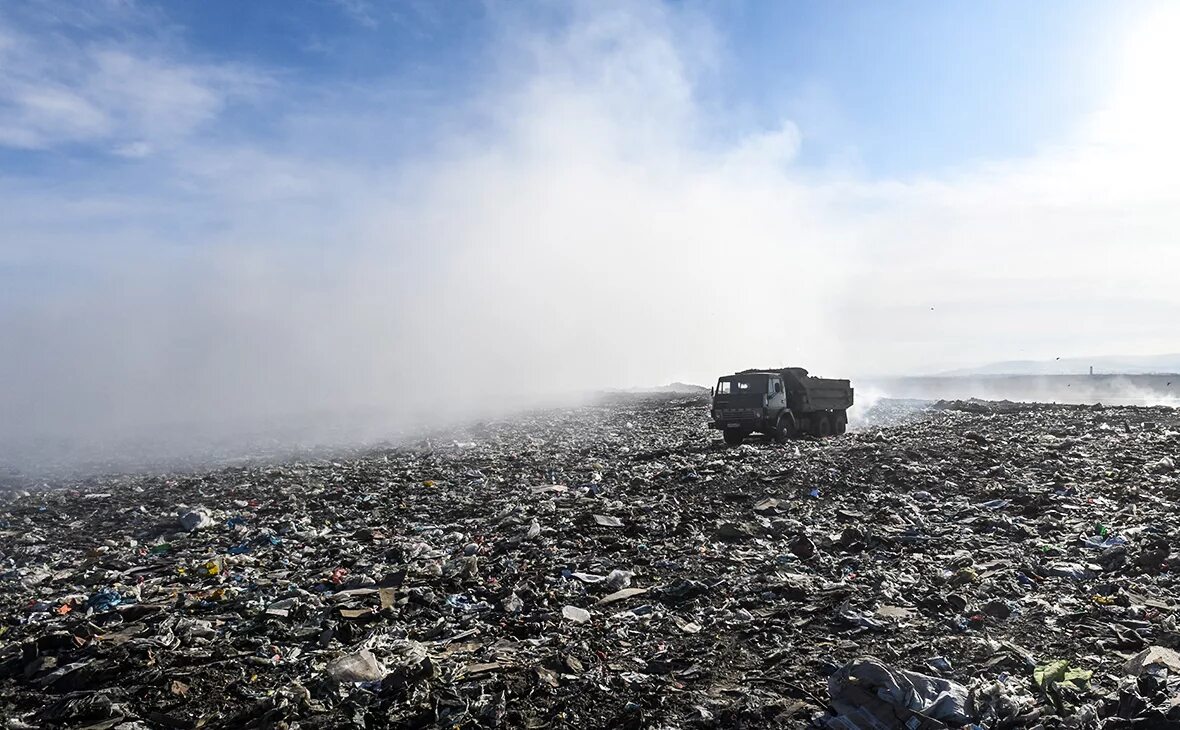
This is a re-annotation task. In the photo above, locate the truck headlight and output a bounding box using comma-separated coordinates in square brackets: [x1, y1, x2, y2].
[712, 409, 721, 420]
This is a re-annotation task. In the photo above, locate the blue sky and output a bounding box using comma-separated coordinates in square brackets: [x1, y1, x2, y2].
[714, 1, 1128, 173]
[0, 0, 1143, 177]
[1, 0, 1178, 445]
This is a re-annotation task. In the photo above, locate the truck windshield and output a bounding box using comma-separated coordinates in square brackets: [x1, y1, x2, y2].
[716, 375, 769, 395]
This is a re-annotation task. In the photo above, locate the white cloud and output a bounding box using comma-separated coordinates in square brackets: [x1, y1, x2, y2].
[113, 140, 153, 158]
[329, 0, 378, 28]
[0, 12, 266, 153]
[0, 84, 110, 147]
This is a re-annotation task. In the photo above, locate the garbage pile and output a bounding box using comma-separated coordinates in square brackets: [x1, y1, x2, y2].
[1, 394, 1178, 728]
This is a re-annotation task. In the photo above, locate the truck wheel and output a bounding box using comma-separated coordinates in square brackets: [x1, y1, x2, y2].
[830, 410, 849, 433]
[814, 414, 832, 437]
[773, 414, 794, 444]
[723, 429, 745, 446]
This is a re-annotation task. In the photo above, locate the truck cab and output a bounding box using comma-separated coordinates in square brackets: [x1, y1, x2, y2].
[712, 372, 785, 426]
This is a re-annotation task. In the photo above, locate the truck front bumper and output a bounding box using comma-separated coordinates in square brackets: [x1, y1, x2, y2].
[709, 411, 764, 430]
[709, 421, 761, 431]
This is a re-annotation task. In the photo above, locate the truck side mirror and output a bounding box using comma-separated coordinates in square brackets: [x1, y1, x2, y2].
[710, 386, 715, 397]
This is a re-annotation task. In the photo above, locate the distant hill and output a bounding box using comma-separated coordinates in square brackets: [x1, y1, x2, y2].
[939, 354, 1180, 376]
[640, 382, 710, 394]
[606, 382, 709, 395]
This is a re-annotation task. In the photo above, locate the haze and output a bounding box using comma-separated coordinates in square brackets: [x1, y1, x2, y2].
[2, 1, 1178, 472]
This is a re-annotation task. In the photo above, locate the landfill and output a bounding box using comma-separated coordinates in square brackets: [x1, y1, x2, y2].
[1, 393, 1178, 728]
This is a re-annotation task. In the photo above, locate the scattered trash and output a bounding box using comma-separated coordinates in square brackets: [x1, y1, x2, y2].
[926, 656, 953, 674]
[177, 507, 213, 532]
[1034, 660, 1092, 690]
[85, 588, 123, 613]
[325, 649, 385, 683]
[827, 656, 978, 728]
[0, 393, 1177, 727]
[1124, 646, 1180, 676]
[561, 605, 592, 623]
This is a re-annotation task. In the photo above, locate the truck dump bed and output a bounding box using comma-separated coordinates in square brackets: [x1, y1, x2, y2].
[794, 375, 854, 411]
[740, 367, 854, 412]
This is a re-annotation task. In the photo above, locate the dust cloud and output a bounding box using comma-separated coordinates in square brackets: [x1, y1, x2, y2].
[2, 2, 1178, 476]
[861, 375, 1180, 409]
[0, 4, 849, 476]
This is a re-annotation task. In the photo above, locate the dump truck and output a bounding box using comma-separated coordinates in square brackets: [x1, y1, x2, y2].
[709, 367, 854, 446]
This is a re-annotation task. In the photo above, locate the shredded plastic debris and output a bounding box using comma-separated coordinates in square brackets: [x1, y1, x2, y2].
[0, 393, 1177, 727]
